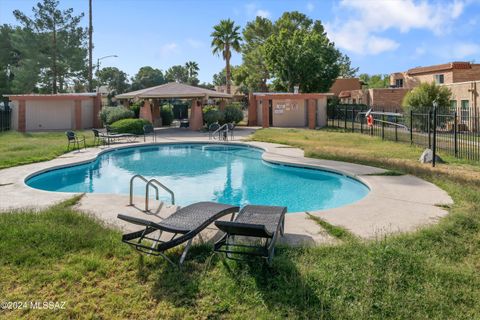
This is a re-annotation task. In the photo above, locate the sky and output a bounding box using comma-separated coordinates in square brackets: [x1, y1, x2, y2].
[1, 0, 479, 83]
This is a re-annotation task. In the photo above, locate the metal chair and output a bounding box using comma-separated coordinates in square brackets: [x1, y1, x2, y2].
[143, 124, 156, 142]
[65, 131, 86, 151]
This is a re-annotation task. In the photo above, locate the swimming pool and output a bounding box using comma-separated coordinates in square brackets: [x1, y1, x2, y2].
[26, 144, 369, 212]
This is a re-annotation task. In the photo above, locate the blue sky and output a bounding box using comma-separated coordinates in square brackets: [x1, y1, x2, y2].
[1, 0, 479, 83]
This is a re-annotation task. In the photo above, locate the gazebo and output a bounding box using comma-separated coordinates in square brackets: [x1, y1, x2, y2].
[116, 82, 233, 130]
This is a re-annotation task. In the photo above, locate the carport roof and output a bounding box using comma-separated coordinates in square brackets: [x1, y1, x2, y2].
[116, 82, 233, 99]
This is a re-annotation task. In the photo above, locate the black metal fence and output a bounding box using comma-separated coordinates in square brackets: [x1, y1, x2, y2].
[0, 108, 12, 132]
[327, 104, 480, 162]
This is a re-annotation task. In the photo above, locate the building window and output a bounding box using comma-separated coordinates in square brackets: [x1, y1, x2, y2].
[450, 100, 457, 113]
[434, 74, 444, 84]
[395, 79, 403, 88]
[461, 100, 469, 122]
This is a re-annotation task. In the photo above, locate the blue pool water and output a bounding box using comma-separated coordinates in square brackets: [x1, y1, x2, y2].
[26, 144, 369, 212]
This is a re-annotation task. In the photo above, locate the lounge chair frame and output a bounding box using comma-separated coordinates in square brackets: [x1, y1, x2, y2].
[118, 202, 239, 266]
[214, 205, 286, 265]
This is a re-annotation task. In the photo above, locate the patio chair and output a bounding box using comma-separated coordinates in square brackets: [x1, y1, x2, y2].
[118, 202, 239, 266]
[65, 131, 86, 151]
[143, 124, 156, 142]
[227, 122, 235, 140]
[92, 129, 107, 146]
[209, 123, 221, 140]
[214, 205, 287, 265]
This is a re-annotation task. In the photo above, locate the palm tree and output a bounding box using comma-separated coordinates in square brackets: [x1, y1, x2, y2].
[211, 19, 241, 94]
[185, 61, 199, 78]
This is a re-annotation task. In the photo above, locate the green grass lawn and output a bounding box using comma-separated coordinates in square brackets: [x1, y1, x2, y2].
[0, 131, 95, 169]
[1, 128, 480, 319]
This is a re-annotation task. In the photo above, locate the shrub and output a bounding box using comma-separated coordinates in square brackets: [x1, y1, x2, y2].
[110, 118, 151, 135]
[160, 104, 174, 126]
[203, 105, 224, 127]
[129, 101, 142, 118]
[223, 102, 244, 124]
[99, 106, 134, 125]
[402, 82, 452, 130]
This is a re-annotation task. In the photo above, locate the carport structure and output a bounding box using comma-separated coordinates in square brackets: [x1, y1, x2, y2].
[116, 82, 232, 130]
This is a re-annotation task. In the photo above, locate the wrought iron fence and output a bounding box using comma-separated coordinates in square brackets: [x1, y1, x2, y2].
[327, 104, 480, 162]
[0, 106, 12, 132]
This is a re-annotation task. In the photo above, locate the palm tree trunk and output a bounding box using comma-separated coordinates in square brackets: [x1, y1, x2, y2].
[225, 45, 231, 94]
[88, 0, 93, 92]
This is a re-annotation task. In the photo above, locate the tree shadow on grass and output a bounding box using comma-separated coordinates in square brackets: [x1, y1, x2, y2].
[145, 244, 214, 308]
[222, 247, 332, 319]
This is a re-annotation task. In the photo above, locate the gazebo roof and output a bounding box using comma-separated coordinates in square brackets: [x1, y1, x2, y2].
[115, 82, 233, 99]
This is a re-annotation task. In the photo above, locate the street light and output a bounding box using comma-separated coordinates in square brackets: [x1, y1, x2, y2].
[95, 55, 118, 92]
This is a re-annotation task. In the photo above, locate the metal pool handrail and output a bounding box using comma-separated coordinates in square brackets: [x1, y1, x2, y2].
[146, 178, 175, 211]
[129, 174, 159, 208]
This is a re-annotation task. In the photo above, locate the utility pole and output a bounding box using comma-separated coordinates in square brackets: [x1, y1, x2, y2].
[88, 0, 93, 92]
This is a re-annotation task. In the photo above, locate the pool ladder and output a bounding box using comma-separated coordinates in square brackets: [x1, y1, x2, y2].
[129, 175, 175, 212]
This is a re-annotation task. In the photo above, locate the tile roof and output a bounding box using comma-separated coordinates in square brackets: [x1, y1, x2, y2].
[407, 62, 472, 75]
[116, 82, 232, 99]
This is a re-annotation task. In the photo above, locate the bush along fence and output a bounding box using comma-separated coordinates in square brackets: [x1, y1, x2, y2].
[327, 104, 480, 162]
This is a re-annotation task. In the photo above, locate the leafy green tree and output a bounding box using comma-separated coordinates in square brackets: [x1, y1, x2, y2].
[264, 12, 341, 93]
[238, 16, 274, 92]
[212, 66, 240, 86]
[337, 54, 359, 78]
[358, 74, 389, 88]
[165, 65, 189, 84]
[13, 0, 87, 93]
[211, 19, 241, 94]
[96, 67, 129, 94]
[131, 66, 164, 90]
[0, 25, 20, 98]
[402, 82, 452, 114]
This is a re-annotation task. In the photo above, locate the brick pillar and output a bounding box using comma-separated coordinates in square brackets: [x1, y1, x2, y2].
[262, 98, 270, 128]
[189, 99, 204, 131]
[74, 100, 82, 129]
[219, 99, 226, 111]
[248, 93, 257, 126]
[93, 93, 102, 128]
[308, 99, 317, 129]
[139, 100, 153, 123]
[18, 99, 26, 132]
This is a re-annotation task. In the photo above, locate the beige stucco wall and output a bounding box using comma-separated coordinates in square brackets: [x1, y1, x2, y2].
[10, 101, 19, 131]
[316, 97, 327, 127]
[25, 100, 75, 131]
[256, 99, 263, 125]
[271, 99, 306, 127]
[82, 99, 94, 128]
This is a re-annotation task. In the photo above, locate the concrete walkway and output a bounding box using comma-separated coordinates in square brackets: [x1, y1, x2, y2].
[0, 127, 453, 245]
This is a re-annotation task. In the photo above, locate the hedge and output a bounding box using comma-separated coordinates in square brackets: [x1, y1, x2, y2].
[110, 118, 151, 135]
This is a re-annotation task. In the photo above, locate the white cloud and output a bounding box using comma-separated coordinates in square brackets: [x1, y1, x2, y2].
[245, 3, 270, 18]
[326, 0, 467, 55]
[255, 9, 270, 18]
[307, 2, 315, 12]
[186, 38, 204, 49]
[451, 42, 480, 59]
[159, 42, 179, 57]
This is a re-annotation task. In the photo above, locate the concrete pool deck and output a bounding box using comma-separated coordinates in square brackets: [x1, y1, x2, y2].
[0, 127, 453, 245]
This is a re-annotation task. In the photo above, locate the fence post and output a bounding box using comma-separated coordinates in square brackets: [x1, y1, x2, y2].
[344, 105, 347, 130]
[382, 109, 385, 140]
[410, 110, 413, 145]
[428, 110, 431, 148]
[395, 109, 398, 142]
[351, 109, 355, 132]
[454, 111, 458, 157]
[432, 105, 437, 167]
[360, 107, 364, 134]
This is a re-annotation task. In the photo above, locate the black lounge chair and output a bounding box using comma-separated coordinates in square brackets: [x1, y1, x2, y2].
[118, 202, 239, 266]
[103, 125, 137, 144]
[214, 205, 287, 264]
[66, 131, 86, 151]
